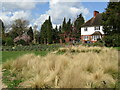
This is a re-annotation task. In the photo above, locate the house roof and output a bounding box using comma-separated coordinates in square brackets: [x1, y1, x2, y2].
[92, 31, 102, 35]
[81, 13, 103, 27]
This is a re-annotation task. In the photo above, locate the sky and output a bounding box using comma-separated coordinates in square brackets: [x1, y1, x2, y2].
[0, 0, 108, 30]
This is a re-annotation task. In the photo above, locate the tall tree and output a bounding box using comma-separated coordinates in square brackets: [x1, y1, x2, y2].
[40, 20, 48, 44]
[47, 16, 53, 44]
[74, 13, 85, 39]
[0, 19, 5, 38]
[103, 2, 120, 35]
[40, 16, 53, 44]
[0, 19, 6, 45]
[52, 25, 59, 43]
[27, 27, 34, 42]
[62, 17, 67, 32]
[33, 25, 38, 44]
[102, 2, 120, 46]
[59, 25, 62, 33]
[11, 19, 29, 36]
[66, 18, 72, 33]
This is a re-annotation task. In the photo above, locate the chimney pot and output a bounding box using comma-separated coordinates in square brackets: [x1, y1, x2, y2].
[94, 11, 99, 17]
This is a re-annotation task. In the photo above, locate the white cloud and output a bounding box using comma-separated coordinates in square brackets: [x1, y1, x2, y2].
[2, 0, 37, 10]
[11, 11, 31, 20]
[1, 0, 90, 30]
[34, 14, 49, 25]
[35, 0, 90, 28]
[0, 11, 31, 26]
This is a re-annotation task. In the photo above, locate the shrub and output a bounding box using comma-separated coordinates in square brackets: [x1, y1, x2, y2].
[6, 37, 14, 46]
[103, 34, 120, 47]
[16, 40, 27, 46]
[2, 38, 6, 45]
[93, 39, 105, 47]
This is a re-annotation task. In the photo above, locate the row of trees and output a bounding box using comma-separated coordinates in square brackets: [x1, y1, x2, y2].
[39, 14, 85, 44]
[1, 2, 120, 47]
[0, 13, 85, 45]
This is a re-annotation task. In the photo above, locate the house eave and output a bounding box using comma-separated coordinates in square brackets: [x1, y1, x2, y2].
[81, 25, 103, 28]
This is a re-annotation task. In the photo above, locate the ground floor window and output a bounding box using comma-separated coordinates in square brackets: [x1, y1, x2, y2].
[83, 36, 89, 40]
[92, 35, 101, 40]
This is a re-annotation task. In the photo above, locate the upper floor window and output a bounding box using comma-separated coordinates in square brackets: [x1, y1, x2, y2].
[95, 26, 100, 30]
[84, 27, 88, 31]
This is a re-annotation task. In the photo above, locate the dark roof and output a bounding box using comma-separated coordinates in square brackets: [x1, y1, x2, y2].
[81, 13, 103, 27]
[92, 31, 102, 35]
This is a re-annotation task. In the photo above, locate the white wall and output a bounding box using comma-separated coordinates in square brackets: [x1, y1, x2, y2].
[81, 26, 104, 35]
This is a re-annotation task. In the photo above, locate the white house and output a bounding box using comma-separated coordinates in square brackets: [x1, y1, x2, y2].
[81, 11, 104, 43]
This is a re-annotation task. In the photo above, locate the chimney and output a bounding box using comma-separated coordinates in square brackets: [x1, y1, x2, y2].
[94, 11, 99, 17]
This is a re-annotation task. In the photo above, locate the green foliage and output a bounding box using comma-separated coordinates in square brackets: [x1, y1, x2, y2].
[27, 27, 34, 42]
[2, 44, 61, 52]
[35, 31, 40, 44]
[66, 18, 72, 33]
[62, 17, 67, 32]
[16, 39, 27, 46]
[52, 25, 60, 43]
[102, 2, 120, 47]
[0, 19, 5, 37]
[73, 13, 85, 39]
[92, 38, 105, 47]
[6, 37, 14, 46]
[2, 69, 23, 88]
[2, 37, 6, 45]
[103, 34, 120, 47]
[40, 16, 53, 44]
[7, 31, 18, 40]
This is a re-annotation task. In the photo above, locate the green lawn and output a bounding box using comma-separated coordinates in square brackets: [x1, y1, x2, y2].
[114, 47, 120, 51]
[2, 51, 49, 63]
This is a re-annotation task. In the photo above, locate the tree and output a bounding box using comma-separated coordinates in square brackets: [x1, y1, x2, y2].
[52, 25, 59, 43]
[0, 19, 5, 38]
[33, 25, 38, 44]
[0, 19, 6, 45]
[62, 17, 67, 32]
[47, 16, 53, 44]
[11, 19, 29, 36]
[73, 13, 85, 39]
[27, 27, 34, 42]
[40, 20, 48, 44]
[59, 25, 62, 33]
[40, 16, 53, 44]
[66, 18, 72, 33]
[102, 2, 120, 46]
[6, 37, 14, 46]
[35, 31, 40, 44]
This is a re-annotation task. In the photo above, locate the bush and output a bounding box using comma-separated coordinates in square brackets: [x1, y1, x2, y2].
[93, 39, 105, 47]
[6, 37, 14, 46]
[16, 40, 27, 46]
[2, 38, 6, 45]
[103, 34, 120, 47]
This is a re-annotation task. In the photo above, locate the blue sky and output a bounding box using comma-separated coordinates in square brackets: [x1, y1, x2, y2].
[1, 1, 108, 29]
[81, 2, 108, 20]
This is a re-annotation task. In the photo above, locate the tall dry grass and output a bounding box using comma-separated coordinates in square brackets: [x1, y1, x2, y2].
[2, 46, 118, 88]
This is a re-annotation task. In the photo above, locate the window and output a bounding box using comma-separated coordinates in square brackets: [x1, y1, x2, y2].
[84, 27, 88, 31]
[95, 26, 100, 30]
[92, 35, 101, 41]
[84, 36, 88, 40]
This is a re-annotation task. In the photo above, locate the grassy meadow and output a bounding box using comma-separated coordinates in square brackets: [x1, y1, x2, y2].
[2, 51, 48, 63]
[1, 46, 119, 88]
